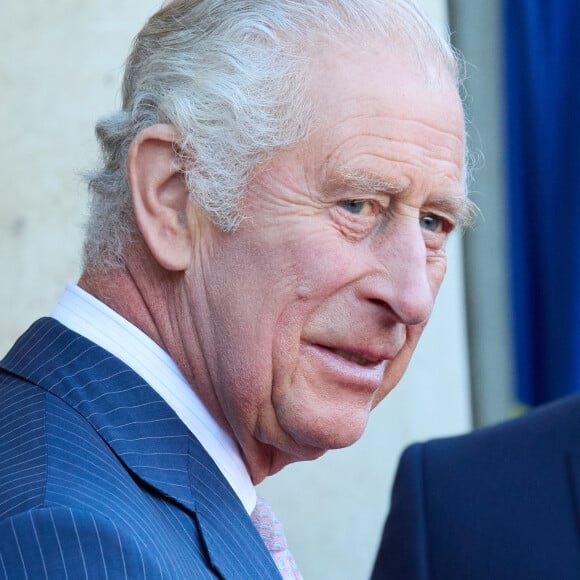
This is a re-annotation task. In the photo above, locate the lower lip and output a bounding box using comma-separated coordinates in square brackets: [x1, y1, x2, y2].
[302, 344, 388, 392]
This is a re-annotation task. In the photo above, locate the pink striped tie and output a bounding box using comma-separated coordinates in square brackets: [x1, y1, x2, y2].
[251, 496, 303, 579]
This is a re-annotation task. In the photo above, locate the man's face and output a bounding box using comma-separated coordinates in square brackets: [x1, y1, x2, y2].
[187, 42, 466, 478]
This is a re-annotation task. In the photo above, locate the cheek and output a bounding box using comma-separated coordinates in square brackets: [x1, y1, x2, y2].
[269, 239, 367, 364]
[427, 256, 447, 296]
[371, 323, 426, 409]
[206, 236, 331, 388]
[288, 232, 366, 297]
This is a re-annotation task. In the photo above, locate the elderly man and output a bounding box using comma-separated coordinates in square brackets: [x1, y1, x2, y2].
[0, 0, 469, 578]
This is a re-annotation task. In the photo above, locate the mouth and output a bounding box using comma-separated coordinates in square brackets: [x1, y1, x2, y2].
[301, 342, 390, 392]
[325, 347, 381, 367]
[315, 343, 390, 372]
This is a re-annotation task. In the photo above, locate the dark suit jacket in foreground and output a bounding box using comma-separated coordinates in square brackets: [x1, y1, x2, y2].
[372, 394, 580, 580]
[0, 318, 281, 579]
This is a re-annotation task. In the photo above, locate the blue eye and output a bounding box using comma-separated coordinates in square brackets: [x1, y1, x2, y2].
[420, 214, 443, 232]
[339, 200, 368, 215]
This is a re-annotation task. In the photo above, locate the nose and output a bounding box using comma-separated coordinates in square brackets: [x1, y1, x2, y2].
[365, 220, 439, 326]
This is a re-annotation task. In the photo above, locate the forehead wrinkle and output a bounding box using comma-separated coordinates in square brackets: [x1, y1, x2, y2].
[321, 121, 464, 179]
[325, 111, 464, 149]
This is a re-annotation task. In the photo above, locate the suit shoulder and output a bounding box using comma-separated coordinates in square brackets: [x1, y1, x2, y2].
[424, 393, 580, 459]
[405, 393, 580, 491]
[0, 505, 174, 579]
[0, 369, 130, 520]
[0, 372, 49, 517]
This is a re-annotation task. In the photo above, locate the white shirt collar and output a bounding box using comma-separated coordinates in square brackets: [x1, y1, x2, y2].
[51, 283, 256, 514]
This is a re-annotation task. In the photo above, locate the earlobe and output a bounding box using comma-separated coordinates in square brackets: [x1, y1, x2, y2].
[128, 123, 192, 271]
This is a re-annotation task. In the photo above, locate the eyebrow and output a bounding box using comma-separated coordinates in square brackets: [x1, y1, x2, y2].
[327, 171, 476, 228]
[329, 172, 407, 196]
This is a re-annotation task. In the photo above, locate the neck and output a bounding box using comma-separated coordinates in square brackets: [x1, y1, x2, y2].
[78, 248, 319, 484]
[78, 247, 226, 437]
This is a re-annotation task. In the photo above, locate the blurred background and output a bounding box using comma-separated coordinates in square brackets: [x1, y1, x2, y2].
[1, 0, 578, 578]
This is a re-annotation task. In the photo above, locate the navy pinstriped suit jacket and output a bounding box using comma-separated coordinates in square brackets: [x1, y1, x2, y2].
[0, 318, 281, 579]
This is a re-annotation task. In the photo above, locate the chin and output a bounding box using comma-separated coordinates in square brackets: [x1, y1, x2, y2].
[267, 446, 328, 477]
[278, 407, 371, 452]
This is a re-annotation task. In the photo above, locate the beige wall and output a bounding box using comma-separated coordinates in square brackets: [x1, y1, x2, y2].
[1, 0, 164, 355]
[0, 2, 470, 578]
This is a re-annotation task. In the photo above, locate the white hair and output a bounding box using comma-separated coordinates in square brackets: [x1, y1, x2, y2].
[84, 0, 462, 270]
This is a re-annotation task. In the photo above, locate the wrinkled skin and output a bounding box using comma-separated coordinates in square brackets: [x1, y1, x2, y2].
[180, 43, 466, 481]
[84, 40, 467, 484]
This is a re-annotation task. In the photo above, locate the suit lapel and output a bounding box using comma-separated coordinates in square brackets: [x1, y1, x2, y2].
[1, 318, 280, 579]
[187, 434, 280, 578]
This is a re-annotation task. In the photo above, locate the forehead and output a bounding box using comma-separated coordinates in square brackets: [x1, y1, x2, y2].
[308, 37, 463, 135]
[302, 38, 466, 192]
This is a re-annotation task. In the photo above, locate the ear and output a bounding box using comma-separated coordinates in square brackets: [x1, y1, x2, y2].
[128, 123, 192, 271]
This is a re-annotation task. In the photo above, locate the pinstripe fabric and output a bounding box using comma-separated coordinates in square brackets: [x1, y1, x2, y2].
[0, 318, 281, 579]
